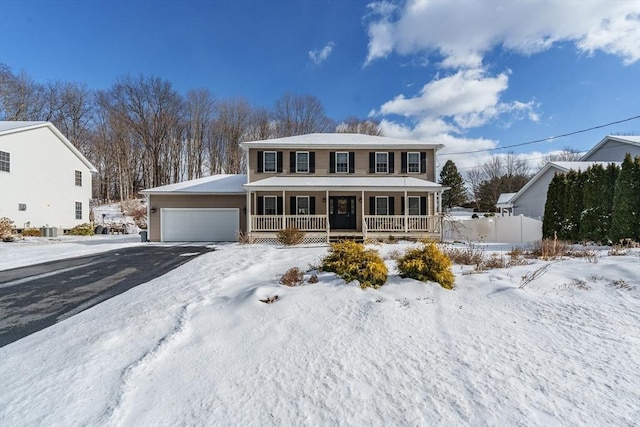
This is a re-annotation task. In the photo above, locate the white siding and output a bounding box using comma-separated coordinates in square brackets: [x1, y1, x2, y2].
[512, 168, 560, 220]
[582, 139, 640, 162]
[0, 126, 93, 229]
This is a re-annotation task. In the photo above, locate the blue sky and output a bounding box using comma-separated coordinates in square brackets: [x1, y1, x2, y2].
[1, 0, 639, 170]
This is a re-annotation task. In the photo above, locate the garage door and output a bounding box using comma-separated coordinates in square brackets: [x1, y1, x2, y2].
[161, 208, 239, 242]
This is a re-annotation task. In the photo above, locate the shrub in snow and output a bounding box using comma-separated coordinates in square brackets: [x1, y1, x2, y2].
[0, 217, 16, 240]
[21, 228, 42, 237]
[321, 240, 388, 289]
[308, 273, 319, 284]
[276, 227, 305, 245]
[280, 267, 304, 286]
[397, 241, 455, 289]
[68, 223, 95, 236]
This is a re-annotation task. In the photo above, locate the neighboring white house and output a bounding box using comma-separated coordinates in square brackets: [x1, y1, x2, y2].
[0, 121, 97, 230]
[505, 135, 638, 220]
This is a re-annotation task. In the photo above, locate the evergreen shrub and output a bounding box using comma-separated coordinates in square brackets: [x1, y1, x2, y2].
[69, 223, 95, 236]
[321, 240, 388, 289]
[397, 242, 455, 289]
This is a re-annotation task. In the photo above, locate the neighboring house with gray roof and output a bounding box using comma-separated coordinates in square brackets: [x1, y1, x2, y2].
[0, 121, 97, 231]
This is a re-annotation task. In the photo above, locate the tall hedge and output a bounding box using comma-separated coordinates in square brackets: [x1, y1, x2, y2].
[543, 173, 566, 238]
[611, 154, 640, 242]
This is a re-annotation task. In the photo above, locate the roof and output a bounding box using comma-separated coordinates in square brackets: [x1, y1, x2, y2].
[0, 121, 97, 173]
[496, 192, 517, 206]
[142, 174, 247, 194]
[580, 135, 640, 161]
[244, 176, 446, 192]
[510, 161, 620, 203]
[241, 133, 444, 150]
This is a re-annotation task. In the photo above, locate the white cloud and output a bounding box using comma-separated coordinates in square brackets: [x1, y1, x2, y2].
[309, 42, 335, 65]
[365, 0, 640, 67]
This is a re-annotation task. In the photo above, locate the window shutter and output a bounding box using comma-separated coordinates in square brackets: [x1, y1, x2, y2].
[369, 152, 375, 173]
[309, 152, 315, 173]
[369, 197, 375, 215]
[420, 196, 427, 215]
[389, 152, 395, 173]
[310, 197, 316, 214]
[401, 152, 407, 173]
[420, 152, 427, 174]
[401, 197, 405, 214]
[290, 152, 296, 173]
[277, 152, 283, 173]
[349, 152, 355, 173]
[257, 196, 264, 214]
[389, 196, 395, 215]
[257, 151, 263, 173]
[329, 152, 335, 173]
[277, 197, 283, 215]
[290, 196, 296, 215]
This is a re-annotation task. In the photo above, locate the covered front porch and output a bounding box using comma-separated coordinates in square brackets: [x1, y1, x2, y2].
[243, 176, 446, 242]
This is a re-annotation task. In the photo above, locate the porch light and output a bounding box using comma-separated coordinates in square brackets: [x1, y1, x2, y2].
[150, 207, 157, 214]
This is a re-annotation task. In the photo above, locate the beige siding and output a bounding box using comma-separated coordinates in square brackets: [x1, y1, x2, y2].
[148, 194, 246, 241]
[248, 148, 437, 182]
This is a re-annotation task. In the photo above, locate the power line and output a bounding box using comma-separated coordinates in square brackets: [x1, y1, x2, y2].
[444, 115, 640, 156]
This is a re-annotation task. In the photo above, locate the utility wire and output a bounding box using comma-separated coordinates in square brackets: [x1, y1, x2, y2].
[444, 114, 640, 156]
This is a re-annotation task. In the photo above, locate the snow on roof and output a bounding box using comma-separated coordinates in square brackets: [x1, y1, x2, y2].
[580, 135, 640, 160]
[241, 133, 444, 150]
[142, 174, 247, 194]
[244, 176, 445, 191]
[0, 121, 48, 133]
[496, 193, 517, 205]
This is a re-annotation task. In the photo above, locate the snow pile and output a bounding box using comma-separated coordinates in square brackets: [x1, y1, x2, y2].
[1, 243, 639, 425]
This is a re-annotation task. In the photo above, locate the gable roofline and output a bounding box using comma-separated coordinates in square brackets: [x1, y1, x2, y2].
[241, 133, 445, 151]
[580, 135, 640, 161]
[510, 161, 620, 203]
[0, 121, 98, 173]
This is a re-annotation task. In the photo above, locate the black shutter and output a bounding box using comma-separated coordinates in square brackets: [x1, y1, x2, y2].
[329, 152, 335, 173]
[420, 197, 427, 215]
[290, 196, 296, 215]
[257, 196, 264, 214]
[401, 197, 405, 214]
[420, 152, 427, 174]
[309, 152, 315, 173]
[389, 196, 395, 215]
[389, 152, 395, 173]
[257, 151, 263, 173]
[277, 152, 283, 173]
[369, 152, 375, 173]
[277, 197, 283, 215]
[310, 197, 316, 214]
[290, 152, 296, 173]
[401, 152, 407, 173]
[349, 152, 355, 173]
[369, 197, 375, 215]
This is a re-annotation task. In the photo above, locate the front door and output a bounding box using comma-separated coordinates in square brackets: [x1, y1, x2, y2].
[329, 196, 356, 230]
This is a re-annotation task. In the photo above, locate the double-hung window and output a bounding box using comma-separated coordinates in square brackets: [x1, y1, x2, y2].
[335, 152, 349, 173]
[375, 152, 388, 173]
[296, 152, 309, 173]
[296, 196, 309, 215]
[75, 170, 82, 186]
[75, 202, 82, 220]
[0, 151, 9, 172]
[263, 151, 277, 173]
[375, 197, 389, 215]
[263, 196, 277, 215]
[407, 152, 420, 173]
[407, 197, 421, 215]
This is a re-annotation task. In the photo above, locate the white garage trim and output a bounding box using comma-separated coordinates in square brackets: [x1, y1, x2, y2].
[161, 208, 239, 242]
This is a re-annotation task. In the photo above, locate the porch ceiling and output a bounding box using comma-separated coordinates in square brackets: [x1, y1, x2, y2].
[243, 176, 445, 192]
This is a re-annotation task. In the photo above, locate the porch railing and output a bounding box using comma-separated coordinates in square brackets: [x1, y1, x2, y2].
[364, 215, 440, 232]
[252, 215, 327, 232]
[251, 215, 440, 232]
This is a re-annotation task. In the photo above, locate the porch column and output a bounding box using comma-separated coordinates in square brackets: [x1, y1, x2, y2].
[282, 190, 286, 229]
[326, 189, 330, 242]
[404, 190, 408, 232]
[361, 189, 365, 239]
[246, 189, 252, 233]
[438, 191, 443, 214]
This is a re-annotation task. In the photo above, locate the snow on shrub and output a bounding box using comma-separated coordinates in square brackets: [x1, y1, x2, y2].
[397, 241, 455, 289]
[321, 240, 387, 289]
[279, 267, 304, 286]
[68, 223, 95, 236]
[0, 217, 15, 240]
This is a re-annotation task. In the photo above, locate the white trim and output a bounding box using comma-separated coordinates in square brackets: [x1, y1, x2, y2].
[407, 196, 421, 215]
[0, 149, 10, 173]
[407, 152, 420, 174]
[335, 151, 349, 173]
[263, 151, 277, 173]
[295, 151, 309, 173]
[263, 195, 277, 215]
[296, 195, 310, 215]
[375, 196, 389, 215]
[240, 133, 445, 151]
[375, 152, 389, 174]
[74, 201, 83, 220]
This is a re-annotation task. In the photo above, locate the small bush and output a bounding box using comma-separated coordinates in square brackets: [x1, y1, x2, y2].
[321, 240, 388, 289]
[237, 231, 254, 244]
[69, 223, 95, 236]
[397, 242, 455, 289]
[308, 273, 319, 284]
[528, 238, 570, 260]
[21, 228, 42, 237]
[442, 243, 485, 267]
[280, 267, 304, 286]
[276, 227, 305, 245]
[0, 217, 15, 239]
[608, 245, 629, 256]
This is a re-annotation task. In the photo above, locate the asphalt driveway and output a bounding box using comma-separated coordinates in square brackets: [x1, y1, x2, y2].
[0, 245, 215, 347]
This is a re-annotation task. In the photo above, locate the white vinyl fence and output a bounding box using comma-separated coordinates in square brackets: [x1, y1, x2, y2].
[443, 215, 542, 243]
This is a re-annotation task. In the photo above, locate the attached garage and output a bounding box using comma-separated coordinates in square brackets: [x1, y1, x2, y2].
[161, 208, 239, 242]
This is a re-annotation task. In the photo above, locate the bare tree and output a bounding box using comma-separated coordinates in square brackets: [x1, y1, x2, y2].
[50, 82, 95, 151]
[273, 93, 334, 137]
[536, 147, 583, 171]
[210, 98, 253, 174]
[0, 63, 49, 121]
[184, 88, 215, 180]
[336, 116, 383, 136]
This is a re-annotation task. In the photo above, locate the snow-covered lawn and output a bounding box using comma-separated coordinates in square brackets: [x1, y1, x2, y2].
[1, 241, 639, 426]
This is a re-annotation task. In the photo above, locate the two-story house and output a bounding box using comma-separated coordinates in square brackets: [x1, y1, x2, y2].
[143, 133, 447, 242]
[0, 121, 97, 232]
